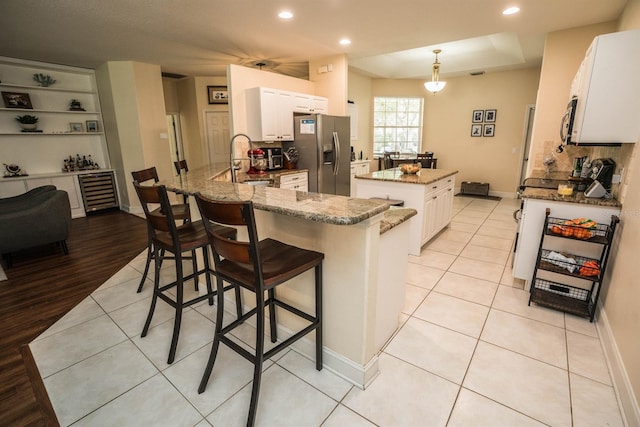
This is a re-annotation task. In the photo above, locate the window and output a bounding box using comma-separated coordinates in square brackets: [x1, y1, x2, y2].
[373, 97, 423, 155]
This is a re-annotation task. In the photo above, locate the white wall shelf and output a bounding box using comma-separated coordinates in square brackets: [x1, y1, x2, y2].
[0, 56, 110, 175]
[0, 83, 95, 94]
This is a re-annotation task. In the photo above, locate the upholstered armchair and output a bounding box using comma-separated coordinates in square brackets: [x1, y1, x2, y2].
[0, 185, 72, 267]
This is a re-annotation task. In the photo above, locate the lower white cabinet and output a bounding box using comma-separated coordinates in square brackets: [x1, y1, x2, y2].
[350, 160, 370, 196]
[278, 171, 308, 191]
[422, 176, 455, 244]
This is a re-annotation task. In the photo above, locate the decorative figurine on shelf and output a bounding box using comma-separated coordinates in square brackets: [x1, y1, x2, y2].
[33, 73, 56, 87]
[69, 99, 85, 111]
[15, 114, 40, 132]
[3, 163, 27, 177]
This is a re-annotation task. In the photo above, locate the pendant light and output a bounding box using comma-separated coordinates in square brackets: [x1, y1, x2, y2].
[424, 49, 446, 94]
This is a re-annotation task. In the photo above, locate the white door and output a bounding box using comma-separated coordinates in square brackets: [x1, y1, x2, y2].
[204, 111, 231, 165]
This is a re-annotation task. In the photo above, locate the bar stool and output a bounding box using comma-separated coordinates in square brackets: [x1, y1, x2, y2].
[174, 159, 189, 175]
[195, 194, 324, 426]
[132, 167, 191, 293]
[133, 183, 241, 364]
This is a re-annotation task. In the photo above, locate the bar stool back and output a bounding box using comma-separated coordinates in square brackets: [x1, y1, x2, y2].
[133, 183, 239, 364]
[195, 194, 324, 426]
[132, 166, 190, 293]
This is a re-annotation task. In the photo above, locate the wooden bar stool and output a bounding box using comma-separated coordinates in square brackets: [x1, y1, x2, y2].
[132, 167, 191, 293]
[174, 159, 189, 175]
[134, 183, 240, 364]
[195, 194, 324, 426]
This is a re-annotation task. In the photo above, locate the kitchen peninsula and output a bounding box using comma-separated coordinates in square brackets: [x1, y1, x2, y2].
[160, 164, 417, 387]
[354, 167, 458, 255]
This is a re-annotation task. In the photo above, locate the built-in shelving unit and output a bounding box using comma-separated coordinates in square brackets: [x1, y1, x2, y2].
[0, 56, 110, 175]
[528, 208, 619, 322]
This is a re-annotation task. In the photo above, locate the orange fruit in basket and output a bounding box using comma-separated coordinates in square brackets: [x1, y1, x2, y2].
[572, 227, 592, 240]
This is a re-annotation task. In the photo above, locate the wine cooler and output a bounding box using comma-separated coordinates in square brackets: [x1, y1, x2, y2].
[78, 171, 119, 213]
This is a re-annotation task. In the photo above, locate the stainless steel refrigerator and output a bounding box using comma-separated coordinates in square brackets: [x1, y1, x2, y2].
[290, 114, 351, 195]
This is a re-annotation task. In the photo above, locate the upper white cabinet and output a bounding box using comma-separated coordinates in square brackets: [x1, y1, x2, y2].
[246, 87, 328, 142]
[246, 87, 294, 142]
[291, 93, 328, 114]
[570, 29, 640, 144]
[0, 56, 110, 174]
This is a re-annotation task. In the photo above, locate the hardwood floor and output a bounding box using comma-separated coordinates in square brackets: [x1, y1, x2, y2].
[0, 210, 148, 427]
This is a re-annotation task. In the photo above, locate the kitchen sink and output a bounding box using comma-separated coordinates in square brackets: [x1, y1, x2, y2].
[521, 177, 568, 189]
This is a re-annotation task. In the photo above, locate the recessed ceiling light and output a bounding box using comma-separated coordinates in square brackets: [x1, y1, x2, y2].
[339, 39, 351, 46]
[278, 11, 293, 19]
[502, 6, 520, 15]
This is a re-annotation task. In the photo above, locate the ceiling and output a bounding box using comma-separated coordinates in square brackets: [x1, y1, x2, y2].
[0, 0, 628, 80]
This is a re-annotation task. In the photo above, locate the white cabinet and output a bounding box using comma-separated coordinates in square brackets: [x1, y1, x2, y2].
[291, 93, 328, 114]
[0, 56, 111, 173]
[570, 29, 640, 144]
[350, 160, 370, 196]
[246, 87, 294, 142]
[0, 173, 86, 218]
[246, 87, 328, 142]
[278, 171, 308, 191]
[421, 176, 455, 244]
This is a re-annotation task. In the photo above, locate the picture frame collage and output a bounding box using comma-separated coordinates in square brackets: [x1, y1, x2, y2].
[471, 109, 496, 137]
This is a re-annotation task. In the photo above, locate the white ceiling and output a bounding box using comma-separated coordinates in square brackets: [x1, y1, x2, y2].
[0, 0, 628, 80]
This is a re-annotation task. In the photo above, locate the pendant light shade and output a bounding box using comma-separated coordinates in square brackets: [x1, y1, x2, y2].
[424, 49, 446, 94]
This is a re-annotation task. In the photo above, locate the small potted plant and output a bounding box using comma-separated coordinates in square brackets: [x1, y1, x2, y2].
[15, 114, 39, 131]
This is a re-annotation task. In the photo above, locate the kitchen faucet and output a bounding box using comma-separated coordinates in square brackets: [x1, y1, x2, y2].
[229, 133, 254, 183]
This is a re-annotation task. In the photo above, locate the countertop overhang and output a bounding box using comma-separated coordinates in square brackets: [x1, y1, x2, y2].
[356, 168, 458, 185]
[160, 164, 390, 226]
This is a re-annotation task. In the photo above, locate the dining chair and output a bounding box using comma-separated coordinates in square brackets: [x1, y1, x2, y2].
[195, 194, 324, 426]
[417, 153, 437, 169]
[133, 183, 240, 364]
[383, 151, 399, 169]
[132, 166, 191, 293]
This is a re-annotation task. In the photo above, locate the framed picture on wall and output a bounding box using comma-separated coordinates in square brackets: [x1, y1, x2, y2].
[472, 110, 484, 123]
[208, 86, 228, 104]
[483, 124, 495, 137]
[69, 122, 84, 132]
[471, 124, 482, 137]
[86, 120, 99, 132]
[485, 109, 497, 122]
[2, 91, 33, 109]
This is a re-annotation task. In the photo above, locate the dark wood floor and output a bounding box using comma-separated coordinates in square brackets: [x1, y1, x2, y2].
[0, 210, 148, 427]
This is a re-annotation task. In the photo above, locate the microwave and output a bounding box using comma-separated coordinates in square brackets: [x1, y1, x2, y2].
[559, 97, 621, 149]
[264, 147, 283, 170]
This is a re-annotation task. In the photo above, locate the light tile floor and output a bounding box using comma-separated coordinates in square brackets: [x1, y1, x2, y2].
[30, 196, 626, 426]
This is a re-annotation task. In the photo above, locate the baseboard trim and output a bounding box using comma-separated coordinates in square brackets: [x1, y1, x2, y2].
[597, 306, 640, 427]
[222, 296, 379, 389]
[20, 344, 59, 427]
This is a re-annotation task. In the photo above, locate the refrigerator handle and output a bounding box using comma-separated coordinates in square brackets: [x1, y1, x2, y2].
[333, 131, 340, 175]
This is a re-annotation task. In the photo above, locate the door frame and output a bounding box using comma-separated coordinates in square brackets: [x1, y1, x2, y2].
[517, 104, 536, 190]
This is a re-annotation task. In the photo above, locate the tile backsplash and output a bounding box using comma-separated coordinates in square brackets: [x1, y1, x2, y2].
[534, 142, 636, 203]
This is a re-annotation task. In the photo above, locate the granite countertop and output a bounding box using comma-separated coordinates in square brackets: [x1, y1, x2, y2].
[380, 208, 417, 235]
[356, 167, 458, 185]
[522, 170, 621, 208]
[160, 165, 390, 226]
[521, 187, 621, 207]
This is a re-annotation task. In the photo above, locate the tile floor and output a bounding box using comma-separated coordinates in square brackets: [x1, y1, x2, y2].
[30, 196, 625, 426]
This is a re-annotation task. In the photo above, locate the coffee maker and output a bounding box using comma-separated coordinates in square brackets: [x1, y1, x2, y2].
[588, 158, 615, 190]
